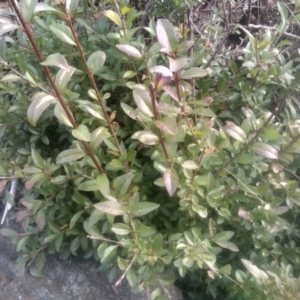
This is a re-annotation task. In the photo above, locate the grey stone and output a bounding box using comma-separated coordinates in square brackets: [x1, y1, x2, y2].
[0, 225, 182, 300]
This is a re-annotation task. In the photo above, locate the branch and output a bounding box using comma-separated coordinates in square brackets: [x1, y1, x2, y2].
[9, 0, 105, 175]
[246, 24, 300, 41]
[61, 6, 130, 173]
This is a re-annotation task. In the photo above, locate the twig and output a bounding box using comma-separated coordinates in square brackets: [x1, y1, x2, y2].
[247, 0, 252, 29]
[245, 24, 300, 41]
[87, 235, 123, 245]
[61, 6, 130, 173]
[113, 253, 138, 288]
[221, 0, 230, 34]
[8, 0, 105, 175]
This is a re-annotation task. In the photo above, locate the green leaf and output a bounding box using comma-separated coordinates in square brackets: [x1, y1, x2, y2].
[70, 210, 84, 229]
[154, 120, 175, 135]
[104, 10, 122, 27]
[137, 131, 159, 145]
[87, 51, 106, 74]
[277, 1, 288, 20]
[241, 259, 269, 281]
[0, 228, 17, 237]
[136, 224, 155, 238]
[55, 67, 75, 92]
[96, 174, 110, 197]
[35, 210, 46, 229]
[100, 245, 118, 264]
[292, 13, 300, 22]
[133, 88, 153, 118]
[54, 103, 74, 128]
[66, 0, 78, 14]
[94, 201, 125, 216]
[78, 179, 98, 191]
[219, 264, 232, 275]
[72, 125, 91, 142]
[215, 240, 239, 251]
[40, 53, 69, 70]
[111, 223, 131, 235]
[31, 149, 46, 169]
[1, 74, 21, 82]
[27, 92, 57, 126]
[209, 218, 217, 237]
[56, 148, 85, 164]
[222, 123, 247, 143]
[131, 202, 160, 217]
[121, 102, 138, 120]
[44, 233, 59, 244]
[156, 19, 178, 53]
[251, 143, 278, 159]
[181, 68, 207, 79]
[126, 269, 137, 287]
[90, 127, 109, 150]
[116, 44, 142, 58]
[214, 231, 235, 242]
[0, 23, 19, 36]
[21, 0, 38, 23]
[163, 169, 178, 197]
[168, 57, 188, 72]
[34, 3, 65, 17]
[182, 160, 198, 170]
[113, 173, 134, 199]
[49, 23, 76, 45]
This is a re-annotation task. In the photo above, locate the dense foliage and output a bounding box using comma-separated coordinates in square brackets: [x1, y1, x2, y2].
[1, 0, 300, 299]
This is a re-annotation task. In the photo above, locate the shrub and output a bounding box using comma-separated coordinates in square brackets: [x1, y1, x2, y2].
[1, 0, 300, 299]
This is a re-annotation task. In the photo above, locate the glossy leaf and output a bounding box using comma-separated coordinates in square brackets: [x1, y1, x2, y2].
[72, 125, 91, 142]
[156, 19, 178, 53]
[56, 148, 85, 164]
[54, 103, 74, 128]
[251, 143, 278, 159]
[116, 44, 142, 58]
[70, 210, 84, 229]
[111, 223, 131, 235]
[113, 173, 134, 199]
[31, 149, 46, 169]
[137, 131, 159, 145]
[168, 57, 188, 72]
[87, 51, 106, 74]
[277, 1, 288, 19]
[78, 179, 98, 192]
[66, 0, 78, 14]
[94, 201, 125, 216]
[34, 3, 65, 17]
[49, 23, 76, 45]
[96, 174, 110, 198]
[21, 0, 38, 23]
[136, 224, 155, 238]
[182, 160, 198, 170]
[40, 53, 69, 70]
[241, 259, 269, 281]
[55, 67, 75, 92]
[104, 10, 122, 27]
[101, 245, 118, 264]
[222, 123, 247, 143]
[27, 92, 57, 126]
[181, 68, 207, 79]
[150, 65, 173, 77]
[133, 88, 153, 118]
[163, 169, 178, 197]
[214, 231, 235, 242]
[131, 202, 160, 217]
